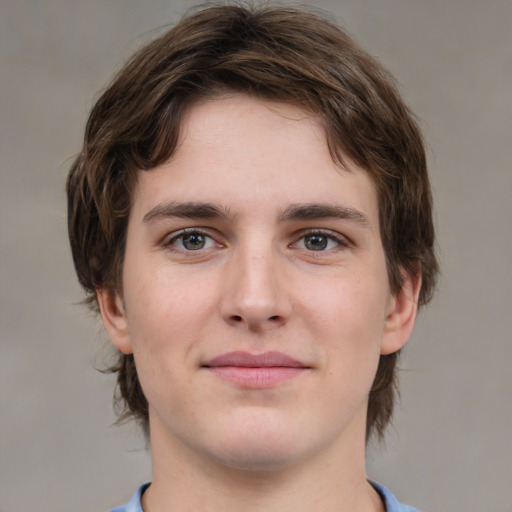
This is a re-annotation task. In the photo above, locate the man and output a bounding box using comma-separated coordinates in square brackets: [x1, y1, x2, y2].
[67, 4, 437, 511]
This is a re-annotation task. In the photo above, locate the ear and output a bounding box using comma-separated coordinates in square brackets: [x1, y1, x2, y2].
[380, 269, 422, 355]
[96, 288, 133, 355]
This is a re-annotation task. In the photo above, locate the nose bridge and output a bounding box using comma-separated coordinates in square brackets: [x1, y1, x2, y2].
[221, 235, 289, 330]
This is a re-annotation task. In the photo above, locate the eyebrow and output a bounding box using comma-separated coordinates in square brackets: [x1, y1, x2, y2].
[143, 200, 370, 229]
[278, 203, 370, 228]
[143, 201, 234, 223]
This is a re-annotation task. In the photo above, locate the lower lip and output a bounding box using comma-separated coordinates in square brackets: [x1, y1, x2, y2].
[205, 366, 307, 388]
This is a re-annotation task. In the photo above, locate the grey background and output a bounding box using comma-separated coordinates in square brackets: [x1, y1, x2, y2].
[1, 1, 511, 511]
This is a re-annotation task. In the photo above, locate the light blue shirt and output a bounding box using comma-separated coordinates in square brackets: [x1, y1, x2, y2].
[110, 481, 419, 511]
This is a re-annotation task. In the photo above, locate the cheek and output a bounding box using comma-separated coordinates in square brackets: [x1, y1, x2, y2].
[313, 278, 386, 391]
[298, 271, 389, 391]
[121, 270, 202, 413]
[122, 262, 219, 359]
[304, 272, 388, 341]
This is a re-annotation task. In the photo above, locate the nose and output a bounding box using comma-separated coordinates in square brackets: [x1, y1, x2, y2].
[220, 245, 291, 332]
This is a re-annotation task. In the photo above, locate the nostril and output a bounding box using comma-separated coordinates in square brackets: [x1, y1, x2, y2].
[232, 315, 243, 322]
[269, 315, 280, 321]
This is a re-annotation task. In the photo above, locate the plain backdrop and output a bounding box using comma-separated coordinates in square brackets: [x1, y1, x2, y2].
[1, 1, 511, 511]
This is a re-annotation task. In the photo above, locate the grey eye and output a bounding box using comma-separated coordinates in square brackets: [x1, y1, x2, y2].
[304, 234, 329, 251]
[165, 229, 219, 253]
[181, 232, 208, 250]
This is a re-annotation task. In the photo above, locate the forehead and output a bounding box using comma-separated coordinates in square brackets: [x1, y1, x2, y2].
[182, 94, 324, 148]
[132, 94, 379, 222]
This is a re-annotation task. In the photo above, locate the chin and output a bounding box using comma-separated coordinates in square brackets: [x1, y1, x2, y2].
[206, 413, 310, 472]
[211, 440, 302, 473]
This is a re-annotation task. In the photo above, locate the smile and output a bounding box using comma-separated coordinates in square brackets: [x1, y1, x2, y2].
[202, 351, 311, 388]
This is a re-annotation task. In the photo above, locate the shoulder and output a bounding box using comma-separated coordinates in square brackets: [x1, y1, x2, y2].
[371, 481, 420, 512]
[109, 483, 150, 512]
[110, 482, 418, 512]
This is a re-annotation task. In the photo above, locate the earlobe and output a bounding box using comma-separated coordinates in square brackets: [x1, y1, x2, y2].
[380, 270, 422, 355]
[96, 288, 133, 355]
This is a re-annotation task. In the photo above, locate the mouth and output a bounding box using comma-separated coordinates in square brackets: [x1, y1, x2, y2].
[201, 351, 311, 388]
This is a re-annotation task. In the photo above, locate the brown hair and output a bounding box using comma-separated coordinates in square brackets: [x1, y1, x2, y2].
[67, 3, 438, 441]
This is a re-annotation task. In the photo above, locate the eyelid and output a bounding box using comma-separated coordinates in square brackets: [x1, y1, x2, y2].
[162, 227, 221, 250]
[291, 228, 352, 249]
[160, 226, 351, 252]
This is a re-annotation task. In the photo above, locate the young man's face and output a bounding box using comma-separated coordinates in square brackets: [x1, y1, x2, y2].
[99, 94, 418, 472]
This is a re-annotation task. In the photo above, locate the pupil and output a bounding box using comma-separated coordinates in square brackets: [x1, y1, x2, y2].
[183, 233, 205, 250]
[305, 235, 327, 251]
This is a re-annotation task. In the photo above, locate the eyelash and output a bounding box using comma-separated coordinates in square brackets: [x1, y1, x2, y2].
[163, 228, 350, 253]
[163, 228, 219, 252]
[292, 229, 351, 252]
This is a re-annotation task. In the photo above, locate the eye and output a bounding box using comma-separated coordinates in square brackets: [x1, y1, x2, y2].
[294, 231, 347, 252]
[166, 230, 217, 251]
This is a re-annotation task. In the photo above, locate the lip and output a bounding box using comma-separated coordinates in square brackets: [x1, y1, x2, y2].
[202, 351, 310, 388]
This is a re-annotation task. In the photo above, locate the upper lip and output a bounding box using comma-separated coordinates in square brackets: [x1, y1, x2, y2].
[202, 351, 309, 368]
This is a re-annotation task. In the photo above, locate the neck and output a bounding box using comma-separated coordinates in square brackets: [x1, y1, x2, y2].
[142, 411, 384, 512]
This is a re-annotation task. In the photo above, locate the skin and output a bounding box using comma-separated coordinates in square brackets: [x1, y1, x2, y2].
[98, 94, 420, 512]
